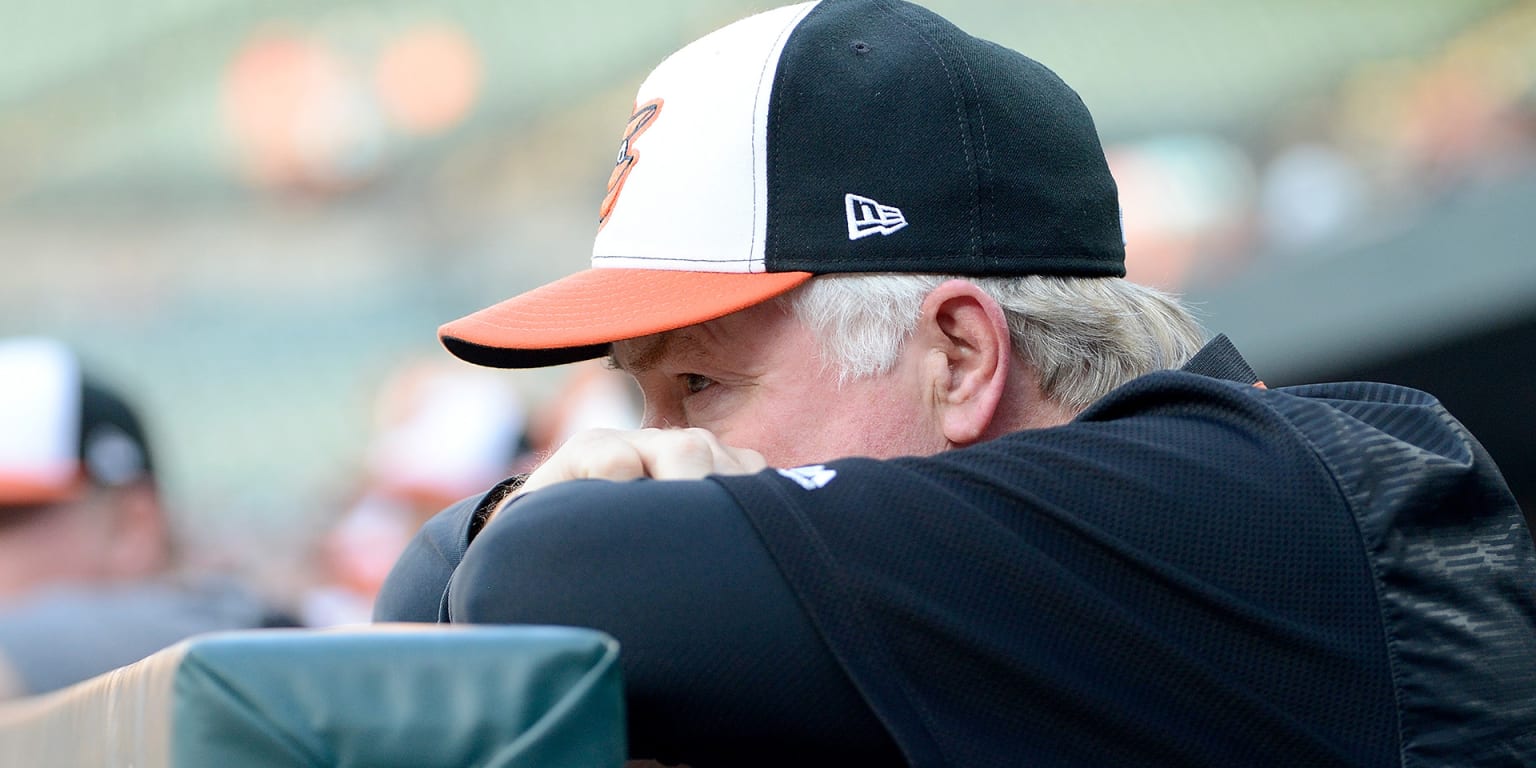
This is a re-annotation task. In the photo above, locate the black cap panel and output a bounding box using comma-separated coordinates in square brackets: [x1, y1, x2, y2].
[79, 377, 155, 488]
[764, 0, 1124, 277]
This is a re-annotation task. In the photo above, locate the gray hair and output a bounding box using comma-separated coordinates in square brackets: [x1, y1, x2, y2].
[778, 274, 1207, 414]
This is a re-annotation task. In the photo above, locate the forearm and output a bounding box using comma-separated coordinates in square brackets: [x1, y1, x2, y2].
[372, 479, 521, 623]
[450, 478, 901, 766]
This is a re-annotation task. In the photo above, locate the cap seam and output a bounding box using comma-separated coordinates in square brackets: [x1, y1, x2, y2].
[757, 4, 815, 271]
[877, 0, 980, 260]
[948, 26, 993, 264]
[594, 254, 761, 266]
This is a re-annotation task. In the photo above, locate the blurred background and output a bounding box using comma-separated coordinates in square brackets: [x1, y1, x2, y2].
[2, 0, 1532, 613]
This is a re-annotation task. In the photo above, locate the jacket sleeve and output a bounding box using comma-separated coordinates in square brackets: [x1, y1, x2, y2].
[372, 477, 520, 623]
[446, 476, 903, 766]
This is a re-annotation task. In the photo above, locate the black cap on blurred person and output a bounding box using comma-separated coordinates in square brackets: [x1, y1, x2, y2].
[0, 337, 154, 508]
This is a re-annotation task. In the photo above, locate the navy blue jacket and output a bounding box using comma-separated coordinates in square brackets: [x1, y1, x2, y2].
[376, 337, 1536, 766]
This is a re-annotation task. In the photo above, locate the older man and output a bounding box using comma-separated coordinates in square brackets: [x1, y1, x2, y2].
[376, 2, 1536, 766]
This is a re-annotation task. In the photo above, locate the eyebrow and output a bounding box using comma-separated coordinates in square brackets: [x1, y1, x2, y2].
[610, 331, 706, 375]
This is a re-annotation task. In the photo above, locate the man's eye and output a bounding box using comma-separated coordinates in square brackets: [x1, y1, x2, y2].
[682, 374, 714, 394]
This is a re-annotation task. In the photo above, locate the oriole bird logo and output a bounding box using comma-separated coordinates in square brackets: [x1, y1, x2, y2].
[599, 98, 663, 229]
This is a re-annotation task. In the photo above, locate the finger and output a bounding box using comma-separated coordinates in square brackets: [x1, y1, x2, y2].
[638, 428, 767, 479]
[518, 429, 647, 496]
[638, 428, 729, 479]
[569, 433, 652, 482]
[490, 428, 767, 525]
[723, 445, 768, 474]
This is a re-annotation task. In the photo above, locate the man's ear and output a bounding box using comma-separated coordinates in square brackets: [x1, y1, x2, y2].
[916, 280, 1012, 446]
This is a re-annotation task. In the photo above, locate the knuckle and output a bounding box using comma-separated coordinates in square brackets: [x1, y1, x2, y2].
[671, 429, 719, 460]
[563, 428, 616, 451]
[582, 440, 643, 477]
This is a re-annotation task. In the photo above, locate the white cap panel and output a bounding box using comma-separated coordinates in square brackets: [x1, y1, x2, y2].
[592, 2, 819, 272]
[0, 338, 82, 487]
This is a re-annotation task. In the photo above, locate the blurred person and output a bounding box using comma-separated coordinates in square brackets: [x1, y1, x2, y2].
[1258, 141, 1368, 253]
[378, 2, 1536, 766]
[0, 337, 291, 699]
[303, 360, 532, 626]
[1107, 134, 1258, 289]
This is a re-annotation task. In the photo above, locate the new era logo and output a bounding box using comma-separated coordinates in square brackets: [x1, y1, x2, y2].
[845, 194, 907, 240]
[777, 464, 838, 491]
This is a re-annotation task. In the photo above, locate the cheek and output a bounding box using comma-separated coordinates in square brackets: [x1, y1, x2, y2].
[738, 385, 935, 467]
[713, 404, 817, 468]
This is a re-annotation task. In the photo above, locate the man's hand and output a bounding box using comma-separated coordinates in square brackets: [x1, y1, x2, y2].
[486, 428, 767, 525]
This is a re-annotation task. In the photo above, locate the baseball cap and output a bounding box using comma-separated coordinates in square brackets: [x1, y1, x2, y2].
[0, 337, 155, 507]
[441, 0, 1124, 369]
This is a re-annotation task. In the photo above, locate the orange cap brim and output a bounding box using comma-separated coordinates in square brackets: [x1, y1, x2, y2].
[439, 268, 815, 368]
[0, 467, 86, 507]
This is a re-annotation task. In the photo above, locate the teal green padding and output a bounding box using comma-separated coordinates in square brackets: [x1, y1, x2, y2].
[170, 625, 624, 768]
